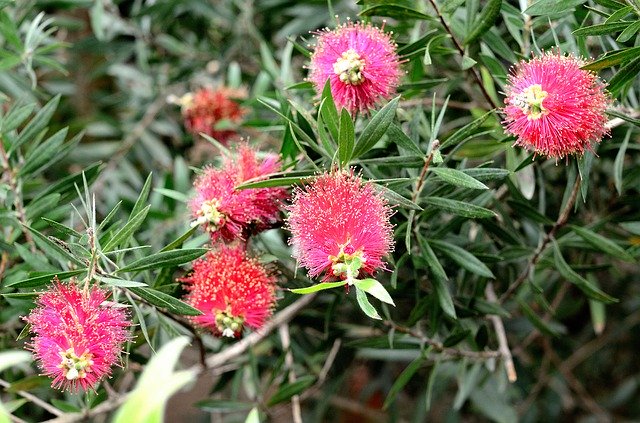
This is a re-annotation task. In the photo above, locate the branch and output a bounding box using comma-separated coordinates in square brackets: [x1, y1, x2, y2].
[279, 323, 302, 423]
[384, 321, 501, 359]
[425, 0, 500, 111]
[0, 378, 64, 417]
[485, 283, 517, 382]
[499, 177, 581, 303]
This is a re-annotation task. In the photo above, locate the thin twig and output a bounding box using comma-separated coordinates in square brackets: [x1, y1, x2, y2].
[384, 321, 501, 359]
[425, 0, 500, 111]
[279, 324, 302, 423]
[499, 177, 581, 303]
[92, 93, 167, 195]
[485, 283, 517, 382]
[0, 378, 65, 417]
[202, 294, 317, 370]
[543, 338, 610, 422]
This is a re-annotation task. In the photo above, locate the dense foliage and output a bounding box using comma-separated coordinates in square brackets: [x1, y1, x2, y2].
[1, 0, 639, 422]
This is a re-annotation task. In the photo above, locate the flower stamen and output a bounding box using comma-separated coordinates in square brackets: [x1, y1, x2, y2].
[214, 309, 244, 338]
[514, 84, 549, 120]
[333, 49, 366, 85]
[57, 348, 94, 381]
[192, 199, 225, 232]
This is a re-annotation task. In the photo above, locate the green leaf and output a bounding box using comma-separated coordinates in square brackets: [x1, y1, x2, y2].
[433, 274, 456, 318]
[113, 337, 197, 423]
[9, 95, 61, 154]
[6, 269, 86, 288]
[1, 103, 35, 133]
[320, 80, 339, 141]
[355, 287, 381, 319]
[290, 281, 347, 294]
[131, 173, 153, 219]
[572, 21, 630, 36]
[418, 236, 448, 282]
[552, 241, 618, 303]
[359, 4, 433, 20]
[430, 167, 489, 190]
[101, 205, 150, 252]
[374, 185, 422, 210]
[338, 108, 355, 166]
[429, 239, 495, 278]
[196, 400, 254, 412]
[236, 175, 308, 189]
[570, 225, 635, 262]
[517, 298, 563, 337]
[352, 96, 399, 159]
[582, 47, 640, 71]
[96, 276, 148, 288]
[388, 123, 423, 156]
[354, 278, 395, 305]
[617, 20, 640, 42]
[160, 226, 198, 253]
[464, 0, 502, 45]
[41, 217, 82, 238]
[19, 128, 69, 176]
[129, 287, 202, 315]
[525, 0, 586, 15]
[614, 129, 631, 194]
[440, 111, 493, 149]
[266, 375, 316, 406]
[245, 408, 260, 423]
[154, 188, 188, 203]
[425, 197, 496, 219]
[384, 356, 424, 409]
[116, 248, 208, 274]
[24, 225, 85, 267]
[607, 56, 640, 95]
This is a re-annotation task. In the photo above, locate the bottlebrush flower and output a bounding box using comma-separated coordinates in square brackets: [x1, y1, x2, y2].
[285, 170, 394, 281]
[180, 245, 277, 338]
[308, 20, 402, 114]
[23, 279, 130, 392]
[190, 145, 288, 242]
[502, 52, 611, 159]
[177, 86, 246, 143]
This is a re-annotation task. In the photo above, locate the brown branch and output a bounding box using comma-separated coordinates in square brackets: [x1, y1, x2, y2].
[499, 177, 582, 303]
[543, 339, 610, 422]
[385, 321, 501, 359]
[0, 378, 64, 417]
[279, 323, 302, 423]
[42, 294, 317, 423]
[425, 0, 500, 111]
[485, 282, 517, 382]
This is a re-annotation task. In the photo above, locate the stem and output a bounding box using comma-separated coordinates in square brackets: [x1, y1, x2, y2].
[426, 0, 500, 111]
[485, 282, 517, 382]
[0, 378, 65, 417]
[279, 324, 302, 423]
[384, 321, 501, 359]
[499, 177, 581, 303]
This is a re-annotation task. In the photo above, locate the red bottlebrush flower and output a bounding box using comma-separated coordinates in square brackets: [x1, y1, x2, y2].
[189, 145, 288, 242]
[285, 170, 394, 281]
[502, 52, 611, 159]
[308, 20, 402, 114]
[181, 245, 277, 338]
[23, 279, 130, 392]
[179, 86, 246, 143]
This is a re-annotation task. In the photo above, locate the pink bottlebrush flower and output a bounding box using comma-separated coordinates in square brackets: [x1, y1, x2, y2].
[180, 245, 277, 338]
[285, 170, 394, 281]
[308, 20, 403, 114]
[190, 145, 288, 242]
[502, 52, 611, 159]
[178, 86, 247, 143]
[23, 279, 130, 392]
